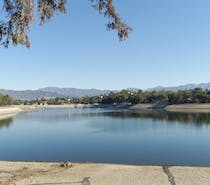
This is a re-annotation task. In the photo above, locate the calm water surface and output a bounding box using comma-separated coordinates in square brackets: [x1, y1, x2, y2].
[0, 108, 210, 166]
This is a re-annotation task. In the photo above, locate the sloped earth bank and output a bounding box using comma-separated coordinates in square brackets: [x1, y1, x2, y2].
[0, 162, 210, 185]
[130, 103, 210, 113]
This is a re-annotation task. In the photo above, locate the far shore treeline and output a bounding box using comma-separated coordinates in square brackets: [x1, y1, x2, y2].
[5, 88, 210, 106]
[0, 93, 13, 106]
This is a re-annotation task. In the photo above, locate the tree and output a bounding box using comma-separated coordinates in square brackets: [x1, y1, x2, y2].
[0, 94, 13, 106]
[0, 0, 132, 48]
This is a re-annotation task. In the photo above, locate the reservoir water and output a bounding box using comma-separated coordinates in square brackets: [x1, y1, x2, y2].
[0, 108, 210, 166]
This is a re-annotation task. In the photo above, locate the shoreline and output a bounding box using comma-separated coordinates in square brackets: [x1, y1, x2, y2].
[0, 106, 38, 120]
[0, 104, 94, 120]
[129, 103, 210, 113]
[0, 161, 210, 185]
[1, 103, 210, 121]
[165, 103, 210, 113]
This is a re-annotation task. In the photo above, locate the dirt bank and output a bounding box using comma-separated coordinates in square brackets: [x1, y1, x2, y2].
[165, 103, 210, 113]
[130, 103, 210, 113]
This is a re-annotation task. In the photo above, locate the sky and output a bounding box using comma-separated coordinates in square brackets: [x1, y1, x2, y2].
[1, 0, 210, 90]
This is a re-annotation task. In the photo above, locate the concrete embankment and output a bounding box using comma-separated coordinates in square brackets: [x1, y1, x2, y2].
[0, 161, 210, 185]
[0, 106, 35, 120]
[0, 104, 94, 120]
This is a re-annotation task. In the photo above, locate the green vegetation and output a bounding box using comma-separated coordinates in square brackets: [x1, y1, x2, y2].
[0, 93, 13, 106]
[93, 111, 210, 126]
[99, 88, 210, 105]
[21, 88, 210, 106]
[0, 0, 131, 47]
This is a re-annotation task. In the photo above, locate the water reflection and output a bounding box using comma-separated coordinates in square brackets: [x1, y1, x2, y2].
[18, 109, 210, 127]
[17, 108, 88, 123]
[0, 108, 210, 166]
[0, 118, 13, 129]
[80, 110, 210, 126]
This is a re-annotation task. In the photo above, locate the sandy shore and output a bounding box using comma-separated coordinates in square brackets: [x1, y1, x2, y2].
[0, 161, 210, 185]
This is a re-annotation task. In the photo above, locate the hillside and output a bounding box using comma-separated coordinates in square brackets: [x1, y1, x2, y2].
[0, 88, 111, 100]
[147, 83, 210, 92]
[1, 82, 210, 100]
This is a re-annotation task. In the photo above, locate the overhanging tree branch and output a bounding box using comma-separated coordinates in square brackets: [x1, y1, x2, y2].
[0, 0, 131, 48]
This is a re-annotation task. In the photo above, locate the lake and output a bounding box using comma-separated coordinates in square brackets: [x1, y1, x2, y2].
[0, 108, 210, 166]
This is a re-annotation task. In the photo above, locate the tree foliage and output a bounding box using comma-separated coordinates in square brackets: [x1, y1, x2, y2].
[0, 0, 131, 47]
[99, 88, 210, 105]
[0, 93, 13, 106]
[20, 88, 210, 106]
[68, 88, 210, 105]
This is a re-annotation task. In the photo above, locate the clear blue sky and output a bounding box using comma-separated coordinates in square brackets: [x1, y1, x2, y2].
[1, 0, 210, 90]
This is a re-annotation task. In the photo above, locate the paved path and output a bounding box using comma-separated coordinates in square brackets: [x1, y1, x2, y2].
[0, 161, 210, 185]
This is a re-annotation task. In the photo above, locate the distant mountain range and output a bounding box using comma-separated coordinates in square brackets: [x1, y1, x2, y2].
[147, 83, 210, 92]
[0, 87, 112, 100]
[1, 83, 210, 100]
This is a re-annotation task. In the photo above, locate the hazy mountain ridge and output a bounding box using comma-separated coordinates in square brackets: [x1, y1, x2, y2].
[0, 89, 63, 100]
[0, 87, 112, 100]
[147, 83, 210, 92]
[39, 87, 112, 98]
[1, 83, 210, 100]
